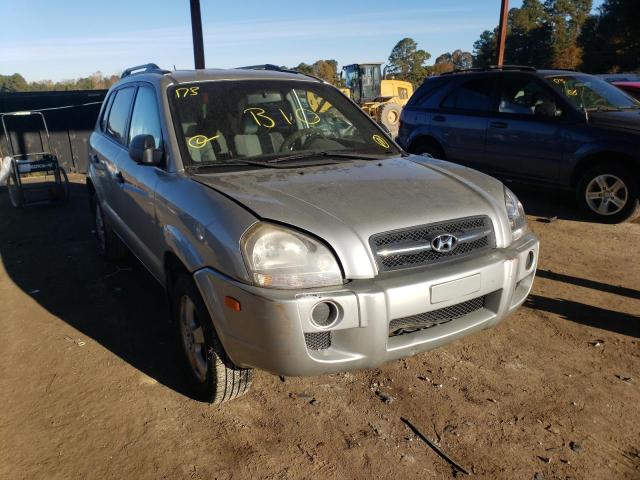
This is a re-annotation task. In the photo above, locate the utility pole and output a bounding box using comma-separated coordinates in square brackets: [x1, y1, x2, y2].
[190, 0, 205, 69]
[496, 0, 509, 66]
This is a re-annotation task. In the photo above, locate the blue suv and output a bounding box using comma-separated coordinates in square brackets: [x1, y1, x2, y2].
[397, 67, 640, 223]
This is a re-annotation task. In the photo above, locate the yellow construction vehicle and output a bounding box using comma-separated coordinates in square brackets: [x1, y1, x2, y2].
[341, 63, 414, 131]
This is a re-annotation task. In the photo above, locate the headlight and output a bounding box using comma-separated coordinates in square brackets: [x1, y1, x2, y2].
[241, 223, 343, 289]
[504, 186, 527, 242]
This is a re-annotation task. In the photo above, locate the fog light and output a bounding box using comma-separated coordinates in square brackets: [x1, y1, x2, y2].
[310, 301, 340, 328]
[526, 250, 535, 270]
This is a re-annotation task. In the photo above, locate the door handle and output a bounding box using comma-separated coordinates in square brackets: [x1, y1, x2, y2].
[490, 121, 508, 129]
[433, 115, 446, 122]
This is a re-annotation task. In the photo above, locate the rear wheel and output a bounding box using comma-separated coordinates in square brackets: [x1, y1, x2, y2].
[172, 274, 252, 404]
[91, 195, 126, 259]
[408, 138, 446, 160]
[576, 163, 638, 223]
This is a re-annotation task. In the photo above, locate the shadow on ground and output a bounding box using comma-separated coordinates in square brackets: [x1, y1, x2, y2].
[525, 294, 639, 338]
[0, 177, 637, 401]
[0, 179, 195, 399]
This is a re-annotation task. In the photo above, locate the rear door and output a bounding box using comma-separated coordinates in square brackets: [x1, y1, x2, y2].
[112, 84, 164, 280]
[431, 76, 496, 169]
[484, 73, 565, 181]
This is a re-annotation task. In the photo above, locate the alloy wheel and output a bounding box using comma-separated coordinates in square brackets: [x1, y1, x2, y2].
[179, 295, 208, 383]
[585, 174, 628, 216]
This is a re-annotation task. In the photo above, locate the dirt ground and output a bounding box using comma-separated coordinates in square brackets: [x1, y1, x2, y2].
[1, 175, 638, 480]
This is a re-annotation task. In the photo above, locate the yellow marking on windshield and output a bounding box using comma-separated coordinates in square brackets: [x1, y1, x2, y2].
[372, 134, 390, 149]
[294, 108, 321, 125]
[188, 134, 220, 149]
[567, 89, 578, 96]
[176, 87, 200, 98]
[279, 109, 293, 125]
[244, 108, 276, 128]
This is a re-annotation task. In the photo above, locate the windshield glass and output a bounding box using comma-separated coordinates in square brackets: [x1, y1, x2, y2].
[546, 74, 640, 111]
[168, 79, 399, 168]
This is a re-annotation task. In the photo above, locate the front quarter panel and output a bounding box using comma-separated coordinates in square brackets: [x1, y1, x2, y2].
[154, 173, 258, 283]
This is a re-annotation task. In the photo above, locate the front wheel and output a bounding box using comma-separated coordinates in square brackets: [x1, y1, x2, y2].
[172, 274, 252, 404]
[576, 163, 638, 223]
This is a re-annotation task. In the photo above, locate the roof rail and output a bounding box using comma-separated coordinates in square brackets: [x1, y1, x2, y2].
[237, 64, 297, 73]
[440, 65, 537, 76]
[236, 64, 326, 83]
[121, 63, 169, 78]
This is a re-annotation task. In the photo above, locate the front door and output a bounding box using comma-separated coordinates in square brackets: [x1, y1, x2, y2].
[112, 85, 164, 280]
[484, 73, 565, 181]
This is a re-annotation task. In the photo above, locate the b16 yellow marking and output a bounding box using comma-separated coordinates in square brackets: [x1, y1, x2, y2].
[188, 134, 220, 149]
[372, 134, 390, 149]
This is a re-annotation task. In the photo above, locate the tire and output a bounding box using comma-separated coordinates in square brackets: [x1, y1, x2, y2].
[91, 195, 126, 260]
[408, 138, 446, 160]
[576, 162, 638, 223]
[378, 103, 402, 130]
[7, 163, 23, 208]
[172, 273, 252, 404]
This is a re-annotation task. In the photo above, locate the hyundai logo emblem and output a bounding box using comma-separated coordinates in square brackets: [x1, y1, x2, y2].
[431, 234, 458, 253]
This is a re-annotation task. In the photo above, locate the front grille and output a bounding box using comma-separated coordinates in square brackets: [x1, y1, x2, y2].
[370, 216, 495, 272]
[304, 331, 331, 350]
[389, 295, 486, 336]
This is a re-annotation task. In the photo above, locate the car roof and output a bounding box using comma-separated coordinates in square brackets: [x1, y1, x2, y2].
[433, 68, 585, 81]
[115, 67, 321, 88]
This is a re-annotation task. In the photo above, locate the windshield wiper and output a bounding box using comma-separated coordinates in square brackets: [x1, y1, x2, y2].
[186, 159, 292, 171]
[268, 151, 393, 163]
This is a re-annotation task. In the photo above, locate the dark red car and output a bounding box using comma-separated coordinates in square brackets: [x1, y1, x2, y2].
[613, 81, 640, 100]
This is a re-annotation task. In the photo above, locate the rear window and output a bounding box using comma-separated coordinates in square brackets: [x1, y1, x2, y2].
[442, 78, 494, 111]
[408, 77, 448, 106]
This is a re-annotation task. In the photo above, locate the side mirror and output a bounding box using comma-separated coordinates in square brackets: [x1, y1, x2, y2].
[129, 134, 162, 165]
[534, 102, 562, 118]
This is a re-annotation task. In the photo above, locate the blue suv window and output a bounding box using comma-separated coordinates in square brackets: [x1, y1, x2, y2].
[442, 78, 494, 111]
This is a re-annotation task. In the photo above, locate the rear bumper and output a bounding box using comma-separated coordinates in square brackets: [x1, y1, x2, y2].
[194, 233, 539, 376]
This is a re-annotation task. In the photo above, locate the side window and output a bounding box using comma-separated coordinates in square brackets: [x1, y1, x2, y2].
[398, 87, 408, 100]
[408, 77, 447, 107]
[442, 78, 494, 111]
[129, 86, 163, 149]
[99, 93, 115, 132]
[498, 76, 559, 116]
[106, 87, 135, 144]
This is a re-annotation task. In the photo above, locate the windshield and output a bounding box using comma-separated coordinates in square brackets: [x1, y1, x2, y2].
[546, 74, 640, 111]
[168, 79, 399, 168]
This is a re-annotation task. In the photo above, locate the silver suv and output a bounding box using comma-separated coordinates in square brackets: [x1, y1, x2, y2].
[87, 63, 539, 403]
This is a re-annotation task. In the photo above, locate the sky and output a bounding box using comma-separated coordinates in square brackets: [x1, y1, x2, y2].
[0, 0, 604, 82]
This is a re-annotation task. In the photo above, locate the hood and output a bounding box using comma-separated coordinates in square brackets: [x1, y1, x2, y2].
[195, 156, 509, 278]
[588, 109, 640, 133]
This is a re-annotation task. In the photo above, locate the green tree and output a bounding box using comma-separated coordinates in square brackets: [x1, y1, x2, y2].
[387, 38, 431, 86]
[434, 49, 474, 73]
[545, 0, 592, 69]
[0, 73, 29, 92]
[473, 30, 497, 68]
[579, 0, 640, 73]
